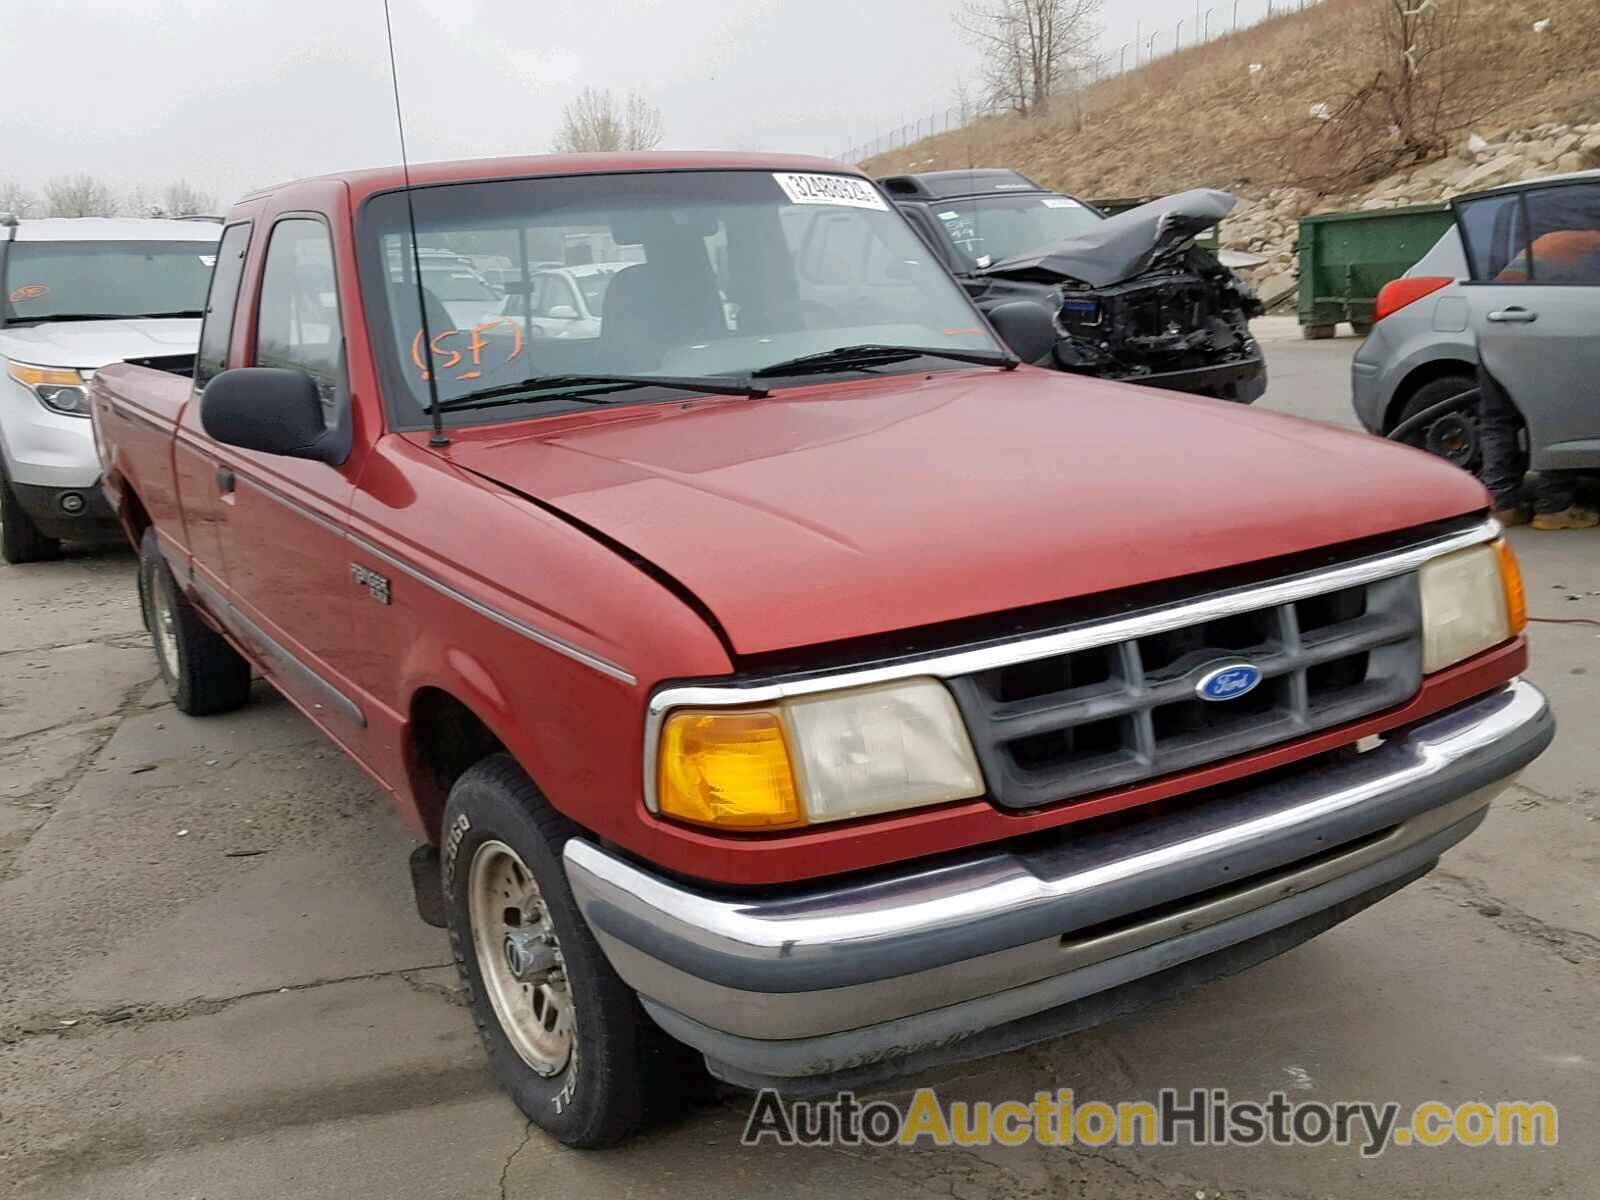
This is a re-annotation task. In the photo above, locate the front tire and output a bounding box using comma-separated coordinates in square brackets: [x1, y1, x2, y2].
[442, 755, 700, 1147]
[1, 475, 62, 564]
[138, 528, 253, 715]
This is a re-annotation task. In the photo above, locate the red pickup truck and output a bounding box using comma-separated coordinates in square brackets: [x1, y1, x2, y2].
[91, 152, 1553, 1147]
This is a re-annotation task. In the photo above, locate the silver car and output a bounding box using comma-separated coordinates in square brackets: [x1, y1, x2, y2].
[1353, 169, 1600, 475]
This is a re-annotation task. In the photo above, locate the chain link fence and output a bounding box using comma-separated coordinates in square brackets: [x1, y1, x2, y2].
[833, 0, 1328, 163]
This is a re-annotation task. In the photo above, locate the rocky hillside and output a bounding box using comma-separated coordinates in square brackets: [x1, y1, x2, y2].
[1226, 120, 1600, 304]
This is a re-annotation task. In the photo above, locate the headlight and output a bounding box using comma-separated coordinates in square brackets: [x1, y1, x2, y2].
[1419, 540, 1525, 673]
[7, 362, 90, 417]
[654, 678, 985, 830]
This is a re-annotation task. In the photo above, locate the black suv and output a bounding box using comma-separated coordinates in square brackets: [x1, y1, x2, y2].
[879, 169, 1266, 403]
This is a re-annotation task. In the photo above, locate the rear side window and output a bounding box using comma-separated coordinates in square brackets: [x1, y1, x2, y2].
[1457, 192, 1527, 282]
[255, 218, 343, 423]
[194, 222, 252, 387]
[1523, 184, 1600, 284]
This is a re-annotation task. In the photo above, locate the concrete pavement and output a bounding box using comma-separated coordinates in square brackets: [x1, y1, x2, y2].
[2, 336, 1596, 1198]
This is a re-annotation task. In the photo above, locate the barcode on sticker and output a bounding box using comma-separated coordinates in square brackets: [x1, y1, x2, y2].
[774, 173, 887, 211]
[1042, 197, 1081, 208]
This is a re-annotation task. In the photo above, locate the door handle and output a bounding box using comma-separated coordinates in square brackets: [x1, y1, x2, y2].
[1487, 308, 1538, 324]
[216, 466, 236, 494]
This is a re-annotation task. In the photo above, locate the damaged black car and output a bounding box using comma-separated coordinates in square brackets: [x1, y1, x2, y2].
[879, 169, 1267, 403]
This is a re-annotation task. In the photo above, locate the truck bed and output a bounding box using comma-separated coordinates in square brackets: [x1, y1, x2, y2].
[90, 362, 192, 549]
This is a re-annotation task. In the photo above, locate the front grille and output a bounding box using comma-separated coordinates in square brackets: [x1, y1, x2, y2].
[945, 574, 1423, 809]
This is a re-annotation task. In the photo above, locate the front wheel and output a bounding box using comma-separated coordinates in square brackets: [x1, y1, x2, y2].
[442, 755, 702, 1147]
[1, 475, 62, 564]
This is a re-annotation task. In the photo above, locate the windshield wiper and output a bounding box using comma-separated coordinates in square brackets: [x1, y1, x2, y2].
[0, 312, 137, 326]
[751, 344, 1017, 378]
[434, 372, 769, 414]
[1, 309, 207, 328]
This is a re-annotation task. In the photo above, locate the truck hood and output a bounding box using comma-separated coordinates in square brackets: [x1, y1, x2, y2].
[438, 369, 1487, 656]
[0, 318, 201, 370]
[982, 189, 1236, 288]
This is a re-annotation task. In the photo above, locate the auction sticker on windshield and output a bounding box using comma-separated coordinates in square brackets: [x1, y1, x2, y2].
[774, 173, 887, 211]
[1042, 197, 1082, 208]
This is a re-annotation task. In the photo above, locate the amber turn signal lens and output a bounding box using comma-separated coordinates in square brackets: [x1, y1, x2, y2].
[1494, 538, 1527, 635]
[6, 362, 83, 388]
[656, 709, 803, 830]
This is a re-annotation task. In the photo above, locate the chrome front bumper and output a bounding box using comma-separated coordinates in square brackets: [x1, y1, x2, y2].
[565, 680, 1553, 1090]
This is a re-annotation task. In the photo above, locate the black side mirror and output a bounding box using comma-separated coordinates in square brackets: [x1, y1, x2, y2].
[200, 368, 349, 466]
[985, 300, 1059, 365]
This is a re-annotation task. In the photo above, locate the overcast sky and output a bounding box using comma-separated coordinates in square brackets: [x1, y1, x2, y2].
[1, 0, 1256, 207]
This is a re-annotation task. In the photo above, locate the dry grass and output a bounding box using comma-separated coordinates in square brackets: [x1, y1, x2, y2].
[864, 0, 1600, 198]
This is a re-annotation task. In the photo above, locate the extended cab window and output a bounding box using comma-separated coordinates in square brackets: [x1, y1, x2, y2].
[195, 222, 252, 387]
[255, 218, 342, 422]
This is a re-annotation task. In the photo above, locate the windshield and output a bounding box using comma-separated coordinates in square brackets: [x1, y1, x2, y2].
[357, 170, 999, 427]
[931, 194, 1105, 268]
[1, 240, 216, 323]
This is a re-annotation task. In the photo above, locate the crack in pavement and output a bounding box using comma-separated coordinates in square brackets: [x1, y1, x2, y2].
[11, 1061, 500, 1191]
[0, 720, 120, 807]
[1506, 779, 1600, 816]
[499, 1120, 535, 1200]
[1040, 1137, 1318, 1200]
[0, 664, 155, 751]
[0, 631, 149, 662]
[1427, 869, 1600, 967]
[401, 968, 468, 1008]
[0, 672, 155, 881]
[1, 960, 456, 1045]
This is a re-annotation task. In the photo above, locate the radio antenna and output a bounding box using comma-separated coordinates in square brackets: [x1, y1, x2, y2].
[381, 0, 448, 448]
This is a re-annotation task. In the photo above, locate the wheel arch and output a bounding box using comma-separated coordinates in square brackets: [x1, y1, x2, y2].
[403, 684, 512, 843]
[116, 473, 152, 546]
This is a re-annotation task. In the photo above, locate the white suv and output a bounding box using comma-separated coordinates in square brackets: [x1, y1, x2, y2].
[0, 216, 220, 562]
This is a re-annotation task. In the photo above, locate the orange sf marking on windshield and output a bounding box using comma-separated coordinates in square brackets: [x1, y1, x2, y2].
[942, 326, 984, 337]
[8, 284, 48, 303]
[410, 318, 525, 382]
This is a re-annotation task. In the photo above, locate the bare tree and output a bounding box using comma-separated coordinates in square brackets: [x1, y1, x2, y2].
[551, 88, 665, 153]
[950, 78, 987, 168]
[120, 184, 162, 219]
[622, 92, 665, 151]
[161, 180, 218, 217]
[956, 0, 1103, 117]
[0, 178, 37, 218]
[44, 174, 119, 217]
[1306, 0, 1471, 185]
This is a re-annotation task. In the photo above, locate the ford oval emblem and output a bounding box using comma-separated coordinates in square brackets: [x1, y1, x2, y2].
[1195, 663, 1263, 702]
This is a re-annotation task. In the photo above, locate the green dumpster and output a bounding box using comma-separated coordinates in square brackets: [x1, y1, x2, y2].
[1090, 195, 1221, 253]
[1296, 203, 1456, 338]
